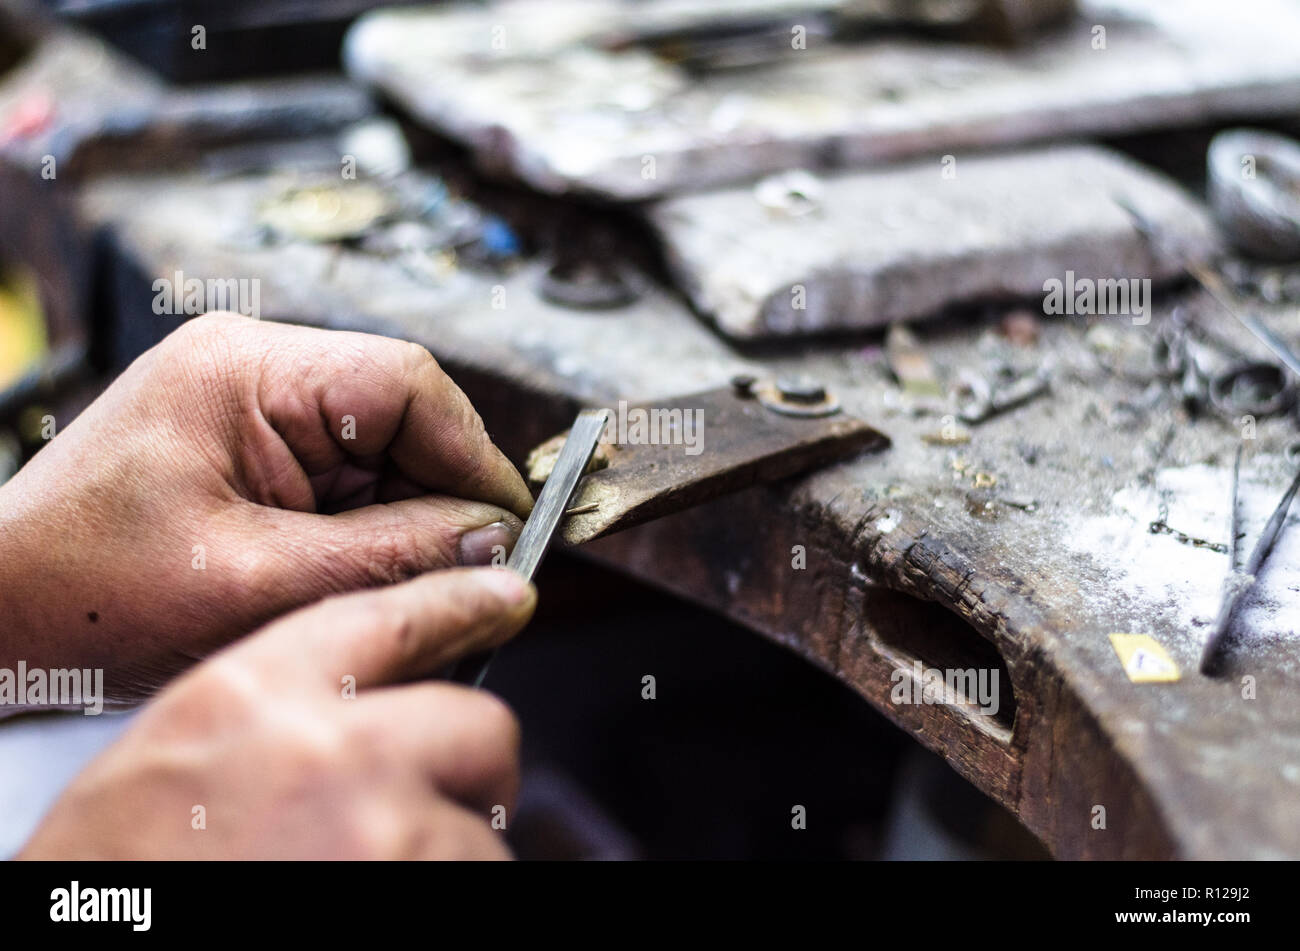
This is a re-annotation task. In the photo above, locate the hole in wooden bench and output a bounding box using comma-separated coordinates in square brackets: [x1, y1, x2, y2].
[867, 588, 1017, 739]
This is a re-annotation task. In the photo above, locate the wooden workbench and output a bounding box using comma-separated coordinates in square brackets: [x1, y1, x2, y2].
[78, 155, 1300, 859]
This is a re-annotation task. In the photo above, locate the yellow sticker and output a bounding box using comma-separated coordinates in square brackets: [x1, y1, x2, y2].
[1109, 634, 1180, 683]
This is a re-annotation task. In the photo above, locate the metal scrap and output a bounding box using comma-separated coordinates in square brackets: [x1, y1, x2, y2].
[957, 367, 1050, 425]
[1208, 128, 1300, 262]
[537, 259, 644, 310]
[1180, 261, 1300, 415]
[1148, 500, 1229, 555]
[258, 181, 394, 243]
[885, 324, 942, 399]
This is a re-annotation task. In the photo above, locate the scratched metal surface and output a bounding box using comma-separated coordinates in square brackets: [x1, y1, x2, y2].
[344, 0, 1300, 200]
[79, 161, 1300, 857]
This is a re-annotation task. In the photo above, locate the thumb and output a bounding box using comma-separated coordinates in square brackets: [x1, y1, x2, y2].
[242, 494, 524, 597]
[237, 567, 536, 690]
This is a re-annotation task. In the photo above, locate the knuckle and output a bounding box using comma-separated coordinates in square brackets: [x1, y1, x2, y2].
[399, 338, 440, 374]
[345, 714, 394, 764]
[457, 398, 492, 452]
[436, 582, 492, 636]
[473, 693, 521, 758]
[331, 793, 425, 860]
[424, 813, 508, 861]
[168, 313, 248, 363]
[161, 314, 253, 417]
[281, 721, 347, 778]
[160, 657, 264, 734]
[361, 597, 421, 668]
[215, 545, 288, 612]
[361, 525, 426, 586]
[354, 819, 409, 860]
[180, 311, 246, 336]
[459, 395, 489, 438]
[460, 692, 521, 806]
[455, 412, 500, 495]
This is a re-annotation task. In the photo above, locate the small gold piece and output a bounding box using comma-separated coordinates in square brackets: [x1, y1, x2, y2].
[431, 249, 458, 279]
[1109, 634, 1181, 683]
[564, 502, 600, 516]
[526, 434, 611, 485]
[885, 323, 943, 399]
[922, 428, 971, 446]
[258, 182, 394, 243]
[972, 471, 997, 489]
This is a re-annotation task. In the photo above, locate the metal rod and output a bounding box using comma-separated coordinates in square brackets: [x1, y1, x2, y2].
[452, 407, 611, 687]
[1201, 456, 1300, 675]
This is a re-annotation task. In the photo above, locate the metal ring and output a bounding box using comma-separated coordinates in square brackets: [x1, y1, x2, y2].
[755, 380, 841, 418]
[1207, 129, 1300, 260]
[1209, 361, 1294, 418]
[537, 260, 642, 310]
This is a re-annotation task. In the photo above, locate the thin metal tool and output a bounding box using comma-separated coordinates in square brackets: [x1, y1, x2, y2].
[1201, 449, 1300, 675]
[451, 407, 611, 687]
[1114, 196, 1300, 386]
[1187, 261, 1300, 380]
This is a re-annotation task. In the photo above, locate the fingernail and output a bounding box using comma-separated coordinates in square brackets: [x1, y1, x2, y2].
[473, 566, 531, 605]
[457, 521, 518, 567]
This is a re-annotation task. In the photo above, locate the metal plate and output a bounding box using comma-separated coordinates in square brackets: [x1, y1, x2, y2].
[537, 385, 888, 545]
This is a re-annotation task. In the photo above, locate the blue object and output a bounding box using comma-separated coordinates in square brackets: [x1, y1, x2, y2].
[480, 216, 521, 258]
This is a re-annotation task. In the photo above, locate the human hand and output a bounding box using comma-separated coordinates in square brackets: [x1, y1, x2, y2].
[0, 314, 532, 704]
[20, 566, 534, 859]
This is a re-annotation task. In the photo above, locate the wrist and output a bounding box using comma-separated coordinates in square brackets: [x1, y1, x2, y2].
[0, 475, 63, 670]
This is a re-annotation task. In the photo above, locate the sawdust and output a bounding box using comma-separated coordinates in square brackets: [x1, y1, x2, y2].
[1063, 462, 1300, 652]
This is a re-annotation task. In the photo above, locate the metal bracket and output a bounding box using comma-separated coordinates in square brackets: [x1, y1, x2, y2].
[526, 380, 889, 546]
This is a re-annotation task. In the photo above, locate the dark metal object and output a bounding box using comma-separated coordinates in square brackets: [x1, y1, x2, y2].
[554, 384, 887, 545]
[775, 375, 827, 404]
[757, 377, 841, 417]
[1201, 449, 1300, 676]
[452, 408, 611, 687]
[1209, 361, 1294, 418]
[49, 0, 424, 83]
[537, 260, 643, 310]
[1167, 264, 1300, 417]
[596, 0, 1076, 67]
[1148, 501, 1229, 555]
